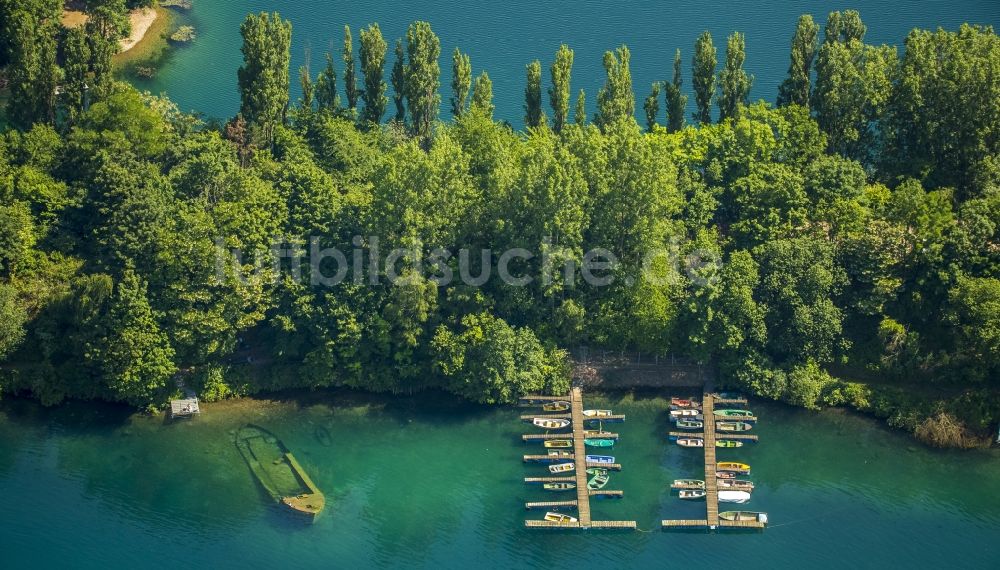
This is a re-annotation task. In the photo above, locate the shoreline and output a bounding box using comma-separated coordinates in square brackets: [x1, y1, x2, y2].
[61, 7, 161, 55]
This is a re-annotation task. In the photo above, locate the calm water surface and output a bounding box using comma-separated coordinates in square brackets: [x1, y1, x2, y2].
[138, 1, 1000, 125]
[0, 391, 997, 569]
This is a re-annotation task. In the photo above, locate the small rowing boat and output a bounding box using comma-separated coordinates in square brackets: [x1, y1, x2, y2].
[679, 489, 706, 500]
[547, 450, 572, 457]
[583, 430, 613, 438]
[586, 467, 609, 476]
[675, 419, 703, 430]
[671, 479, 705, 489]
[543, 482, 575, 491]
[670, 409, 701, 418]
[548, 462, 575, 474]
[533, 418, 570, 429]
[587, 471, 610, 490]
[583, 409, 613, 417]
[720, 511, 767, 524]
[542, 401, 570, 412]
[585, 455, 615, 464]
[543, 439, 573, 449]
[676, 437, 704, 448]
[670, 397, 700, 408]
[717, 462, 751, 473]
[584, 438, 615, 448]
[716, 421, 753, 432]
[718, 490, 752, 504]
[718, 479, 754, 490]
[713, 409, 754, 418]
[716, 471, 737, 480]
[544, 512, 577, 524]
[716, 439, 743, 448]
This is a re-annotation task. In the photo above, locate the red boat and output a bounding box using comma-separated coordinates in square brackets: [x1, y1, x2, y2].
[671, 397, 698, 408]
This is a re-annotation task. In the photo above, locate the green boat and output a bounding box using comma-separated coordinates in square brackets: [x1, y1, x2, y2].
[713, 409, 754, 418]
[584, 438, 615, 448]
[716, 439, 743, 448]
[234, 424, 325, 521]
[587, 471, 610, 490]
[716, 421, 753, 432]
[543, 482, 575, 491]
[586, 467, 608, 476]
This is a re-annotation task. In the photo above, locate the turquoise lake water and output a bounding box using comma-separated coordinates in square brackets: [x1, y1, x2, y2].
[0, 390, 998, 569]
[138, 1, 1000, 126]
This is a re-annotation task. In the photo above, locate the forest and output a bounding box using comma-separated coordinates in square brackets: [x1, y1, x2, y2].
[0, 2, 998, 444]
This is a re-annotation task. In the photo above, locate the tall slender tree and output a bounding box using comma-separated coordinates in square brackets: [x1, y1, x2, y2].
[692, 31, 717, 125]
[777, 14, 820, 107]
[524, 60, 544, 128]
[595, 45, 634, 129]
[718, 31, 753, 121]
[574, 89, 586, 125]
[451, 48, 472, 117]
[404, 21, 441, 140]
[825, 10, 866, 44]
[664, 49, 687, 132]
[237, 12, 292, 142]
[391, 38, 406, 122]
[5, 6, 61, 128]
[62, 26, 91, 124]
[548, 44, 574, 133]
[359, 23, 388, 125]
[644, 82, 661, 131]
[342, 25, 360, 111]
[470, 71, 494, 118]
[85, 0, 130, 102]
[315, 52, 340, 111]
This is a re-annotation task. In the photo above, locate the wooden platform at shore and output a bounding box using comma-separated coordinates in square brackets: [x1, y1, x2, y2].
[525, 519, 637, 529]
[521, 432, 619, 441]
[667, 431, 759, 442]
[169, 398, 200, 417]
[523, 454, 574, 462]
[520, 413, 626, 423]
[590, 489, 623, 498]
[519, 395, 569, 405]
[525, 500, 578, 510]
[524, 476, 575, 483]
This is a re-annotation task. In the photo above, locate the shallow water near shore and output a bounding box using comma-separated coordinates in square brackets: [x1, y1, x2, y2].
[136, 0, 1000, 126]
[0, 390, 997, 569]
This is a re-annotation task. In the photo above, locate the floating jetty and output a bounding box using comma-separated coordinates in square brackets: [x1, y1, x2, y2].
[521, 387, 634, 530]
[662, 394, 767, 532]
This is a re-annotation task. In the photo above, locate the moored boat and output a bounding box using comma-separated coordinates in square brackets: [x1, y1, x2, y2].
[716, 439, 743, 448]
[670, 397, 700, 408]
[717, 462, 751, 473]
[548, 462, 575, 474]
[718, 490, 752, 503]
[718, 479, 754, 490]
[547, 450, 572, 457]
[587, 471, 610, 490]
[582, 409, 613, 417]
[583, 430, 614, 438]
[679, 489, 707, 500]
[584, 438, 615, 448]
[543, 439, 573, 449]
[719, 511, 767, 524]
[542, 401, 570, 412]
[543, 482, 575, 491]
[675, 419, 703, 430]
[670, 409, 701, 418]
[585, 454, 615, 464]
[533, 418, 570, 429]
[544, 512, 578, 524]
[716, 471, 737, 480]
[671, 479, 705, 489]
[676, 437, 704, 448]
[713, 409, 754, 418]
[234, 424, 325, 521]
[586, 467, 609, 476]
[716, 421, 753, 432]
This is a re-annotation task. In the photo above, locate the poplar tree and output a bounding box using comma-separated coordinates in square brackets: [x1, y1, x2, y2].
[404, 21, 441, 140]
[644, 82, 661, 131]
[595, 45, 634, 129]
[664, 49, 687, 132]
[524, 60, 543, 128]
[5, 6, 61, 128]
[718, 32, 753, 121]
[391, 38, 406, 122]
[85, 0, 130, 102]
[62, 26, 91, 123]
[825, 10, 866, 44]
[777, 14, 819, 107]
[470, 71, 494, 118]
[574, 89, 586, 125]
[237, 12, 292, 142]
[548, 44, 574, 133]
[451, 48, 472, 117]
[359, 23, 388, 124]
[343, 25, 360, 110]
[692, 31, 717, 125]
[299, 65, 314, 111]
[315, 52, 340, 111]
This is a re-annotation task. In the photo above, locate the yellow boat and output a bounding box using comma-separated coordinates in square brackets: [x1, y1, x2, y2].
[544, 512, 578, 524]
[717, 462, 751, 473]
[548, 462, 575, 474]
[542, 401, 570, 412]
[543, 439, 573, 448]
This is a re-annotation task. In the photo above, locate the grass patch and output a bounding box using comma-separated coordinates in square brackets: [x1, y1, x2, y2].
[114, 7, 175, 80]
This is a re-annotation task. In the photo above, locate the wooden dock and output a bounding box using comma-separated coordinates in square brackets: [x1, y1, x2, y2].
[520, 413, 626, 423]
[169, 398, 200, 418]
[521, 387, 635, 530]
[523, 454, 574, 463]
[662, 394, 766, 532]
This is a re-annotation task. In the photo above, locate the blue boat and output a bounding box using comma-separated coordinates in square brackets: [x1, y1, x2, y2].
[586, 454, 615, 464]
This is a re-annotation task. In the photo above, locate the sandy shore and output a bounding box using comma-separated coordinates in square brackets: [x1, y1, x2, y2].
[60, 8, 158, 54]
[120, 8, 158, 53]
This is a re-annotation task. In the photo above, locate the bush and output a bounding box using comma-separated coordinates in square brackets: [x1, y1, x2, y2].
[914, 412, 977, 448]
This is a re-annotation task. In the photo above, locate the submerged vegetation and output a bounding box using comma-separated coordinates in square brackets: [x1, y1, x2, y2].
[0, 4, 998, 443]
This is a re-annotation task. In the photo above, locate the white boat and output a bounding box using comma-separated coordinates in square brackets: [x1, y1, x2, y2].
[670, 409, 701, 418]
[585, 454, 615, 464]
[533, 418, 570, 429]
[547, 450, 572, 457]
[544, 512, 578, 523]
[583, 409, 613, 417]
[548, 462, 575, 474]
[676, 438, 704, 448]
[718, 490, 752, 504]
[679, 489, 707, 500]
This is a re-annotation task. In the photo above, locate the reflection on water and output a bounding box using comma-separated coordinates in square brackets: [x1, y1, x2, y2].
[0, 390, 998, 568]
